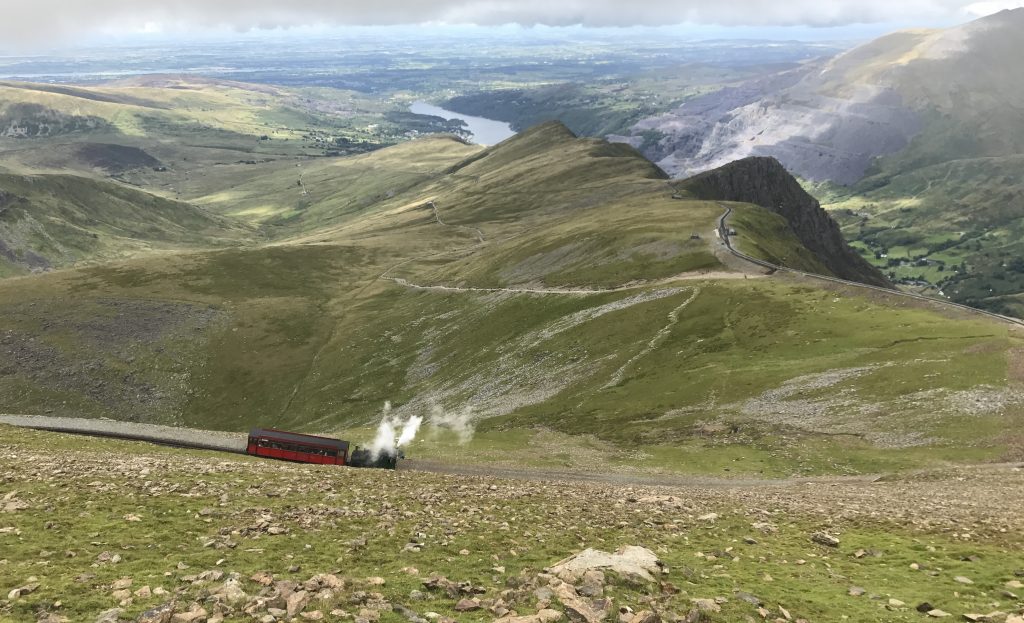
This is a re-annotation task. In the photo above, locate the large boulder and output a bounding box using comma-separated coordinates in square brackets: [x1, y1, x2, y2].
[549, 546, 664, 583]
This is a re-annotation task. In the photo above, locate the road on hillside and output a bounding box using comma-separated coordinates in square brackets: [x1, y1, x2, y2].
[716, 205, 1024, 327]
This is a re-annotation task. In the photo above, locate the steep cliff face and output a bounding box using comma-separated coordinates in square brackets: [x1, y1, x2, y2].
[679, 156, 892, 288]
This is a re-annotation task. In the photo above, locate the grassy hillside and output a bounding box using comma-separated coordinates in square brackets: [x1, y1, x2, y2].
[0, 122, 1021, 477]
[186, 136, 479, 232]
[0, 172, 252, 271]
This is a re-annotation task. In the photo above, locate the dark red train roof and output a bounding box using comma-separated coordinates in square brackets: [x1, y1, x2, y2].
[249, 428, 350, 451]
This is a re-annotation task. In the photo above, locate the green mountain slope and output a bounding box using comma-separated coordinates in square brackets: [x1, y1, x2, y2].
[808, 9, 1024, 312]
[0, 172, 251, 273]
[1, 122, 1021, 477]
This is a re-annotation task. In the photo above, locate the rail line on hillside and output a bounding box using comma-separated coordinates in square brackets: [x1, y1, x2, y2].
[0, 415, 248, 454]
[716, 205, 1024, 327]
[1, 414, 891, 488]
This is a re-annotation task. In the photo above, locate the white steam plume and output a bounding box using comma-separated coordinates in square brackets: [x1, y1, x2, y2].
[369, 401, 397, 459]
[397, 415, 424, 447]
[369, 401, 424, 459]
[427, 403, 476, 444]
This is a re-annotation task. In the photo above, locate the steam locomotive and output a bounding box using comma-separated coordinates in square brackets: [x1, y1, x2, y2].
[246, 428, 398, 469]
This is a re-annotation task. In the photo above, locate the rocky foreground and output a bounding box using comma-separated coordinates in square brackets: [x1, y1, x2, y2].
[1, 427, 1023, 623]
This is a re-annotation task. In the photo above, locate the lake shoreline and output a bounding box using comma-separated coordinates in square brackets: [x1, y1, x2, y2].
[410, 100, 516, 146]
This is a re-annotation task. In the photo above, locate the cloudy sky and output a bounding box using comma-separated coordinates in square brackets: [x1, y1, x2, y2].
[3, 0, 1023, 47]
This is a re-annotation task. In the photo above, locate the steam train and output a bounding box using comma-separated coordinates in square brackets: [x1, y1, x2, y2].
[246, 428, 398, 469]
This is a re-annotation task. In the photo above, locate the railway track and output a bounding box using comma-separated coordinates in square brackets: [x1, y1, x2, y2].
[0, 415, 248, 455]
[716, 205, 1024, 328]
[1, 414, 888, 488]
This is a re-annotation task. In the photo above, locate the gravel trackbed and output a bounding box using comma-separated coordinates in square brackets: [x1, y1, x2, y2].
[0, 414, 247, 453]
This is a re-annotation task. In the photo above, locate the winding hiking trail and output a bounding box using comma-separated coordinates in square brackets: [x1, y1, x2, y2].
[430, 200, 485, 243]
[380, 198, 759, 297]
[604, 286, 702, 387]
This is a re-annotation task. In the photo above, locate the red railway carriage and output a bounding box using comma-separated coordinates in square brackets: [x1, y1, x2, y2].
[246, 428, 350, 465]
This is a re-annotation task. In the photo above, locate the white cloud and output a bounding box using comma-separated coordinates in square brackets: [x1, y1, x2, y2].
[0, 1, 1018, 46]
[962, 0, 1024, 16]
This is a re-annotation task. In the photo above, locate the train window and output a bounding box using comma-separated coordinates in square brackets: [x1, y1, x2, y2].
[258, 439, 270, 447]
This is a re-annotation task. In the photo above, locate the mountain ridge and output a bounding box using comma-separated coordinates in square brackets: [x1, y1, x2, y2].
[677, 156, 892, 287]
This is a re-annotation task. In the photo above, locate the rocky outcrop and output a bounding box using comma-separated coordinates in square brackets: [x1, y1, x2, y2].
[548, 546, 664, 583]
[679, 156, 892, 288]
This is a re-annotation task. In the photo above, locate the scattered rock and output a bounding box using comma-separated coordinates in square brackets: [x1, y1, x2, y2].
[170, 605, 207, 623]
[736, 592, 763, 606]
[691, 599, 720, 613]
[393, 604, 429, 623]
[1, 491, 29, 513]
[212, 577, 248, 604]
[94, 609, 123, 623]
[552, 583, 609, 623]
[496, 611, 565, 623]
[287, 590, 311, 618]
[454, 598, 481, 612]
[136, 602, 176, 623]
[810, 532, 840, 548]
[6, 582, 39, 599]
